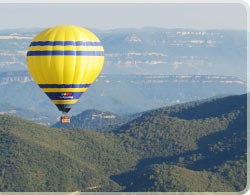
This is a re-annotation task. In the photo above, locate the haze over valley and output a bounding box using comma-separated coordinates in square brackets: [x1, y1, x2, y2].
[0, 28, 246, 124]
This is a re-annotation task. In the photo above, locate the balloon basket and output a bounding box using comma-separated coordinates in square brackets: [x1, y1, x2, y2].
[60, 115, 71, 124]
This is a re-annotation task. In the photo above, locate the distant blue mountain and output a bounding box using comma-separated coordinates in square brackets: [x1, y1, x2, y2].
[0, 71, 246, 125]
[0, 28, 246, 79]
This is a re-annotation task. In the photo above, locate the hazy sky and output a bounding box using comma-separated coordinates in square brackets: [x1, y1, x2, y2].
[0, 3, 247, 30]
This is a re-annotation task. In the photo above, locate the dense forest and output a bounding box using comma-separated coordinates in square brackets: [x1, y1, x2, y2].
[0, 94, 247, 192]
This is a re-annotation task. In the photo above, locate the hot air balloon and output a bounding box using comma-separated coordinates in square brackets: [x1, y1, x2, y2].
[26, 25, 104, 123]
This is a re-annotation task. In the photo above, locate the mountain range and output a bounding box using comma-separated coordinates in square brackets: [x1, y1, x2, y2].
[0, 71, 246, 125]
[0, 27, 246, 125]
[0, 27, 247, 192]
[0, 28, 246, 79]
[0, 93, 247, 192]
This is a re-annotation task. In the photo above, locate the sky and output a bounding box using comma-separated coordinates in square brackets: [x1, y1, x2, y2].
[0, 3, 247, 30]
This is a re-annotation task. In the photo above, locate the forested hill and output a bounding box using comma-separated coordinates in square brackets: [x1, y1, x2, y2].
[0, 94, 247, 192]
[113, 94, 247, 191]
[0, 114, 137, 191]
[145, 93, 247, 120]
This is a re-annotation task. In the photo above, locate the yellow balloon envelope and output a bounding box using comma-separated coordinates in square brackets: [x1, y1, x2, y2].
[26, 25, 104, 113]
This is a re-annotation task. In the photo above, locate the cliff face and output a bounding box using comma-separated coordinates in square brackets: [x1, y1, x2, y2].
[0, 71, 32, 85]
[0, 75, 31, 84]
[0, 28, 247, 78]
[0, 71, 246, 86]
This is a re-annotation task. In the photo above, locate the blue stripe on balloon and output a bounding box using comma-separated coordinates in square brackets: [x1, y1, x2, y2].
[45, 92, 83, 100]
[39, 84, 91, 88]
[27, 50, 104, 56]
[30, 41, 103, 46]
